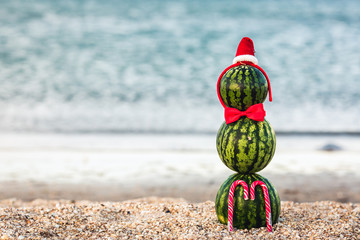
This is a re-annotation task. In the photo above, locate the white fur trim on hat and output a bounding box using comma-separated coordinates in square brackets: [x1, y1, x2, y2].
[232, 55, 258, 65]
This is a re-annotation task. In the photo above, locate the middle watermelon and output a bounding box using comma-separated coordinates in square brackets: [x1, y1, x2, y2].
[216, 118, 276, 173]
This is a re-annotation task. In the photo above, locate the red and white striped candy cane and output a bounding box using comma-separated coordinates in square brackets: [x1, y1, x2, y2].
[250, 180, 272, 232]
[228, 180, 249, 232]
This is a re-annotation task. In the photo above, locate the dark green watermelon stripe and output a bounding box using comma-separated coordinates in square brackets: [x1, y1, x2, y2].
[219, 123, 228, 168]
[234, 68, 243, 102]
[227, 68, 240, 107]
[239, 119, 252, 172]
[246, 121, 260, 173]
[245, 68, 253, 109]
[223, 123, 235, 171]
[243, 68, 252, 109]
[257, 121, 271, 171]
[220, 69, 232, 107]
[228, 68, 241, 109]
[232, 124, 241, 172]
[223, 69, 233, 107]
[252, 68, 261, 104]
[249, 68, 257, 109]
[258, 122, 269, 171]
[227, 122, 237, 171]
[216, 122, 227, 154]
[258, 122, 269, 170]
[217, 123, 226, 160]
[234, 67, 244, 108]
[255, 69, 267, 103]
[231, 122, 241, 172]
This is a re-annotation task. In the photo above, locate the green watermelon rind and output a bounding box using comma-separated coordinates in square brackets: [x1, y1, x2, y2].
[219, 65, 268, 111]
[215, 173, 281, 229]
[216, 118, 276, 173]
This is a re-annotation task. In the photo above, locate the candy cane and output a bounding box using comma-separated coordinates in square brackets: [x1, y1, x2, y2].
[250, 180, 272, 232]
[228, 180, 249, 232]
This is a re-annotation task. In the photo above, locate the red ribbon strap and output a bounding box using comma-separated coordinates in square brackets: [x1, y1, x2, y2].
[225, 103, 266, 124]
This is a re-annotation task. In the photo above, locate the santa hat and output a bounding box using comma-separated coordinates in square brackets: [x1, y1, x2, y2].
[232, 37, 258, 65]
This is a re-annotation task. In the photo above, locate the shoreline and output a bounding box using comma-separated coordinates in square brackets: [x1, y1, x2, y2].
[0, 133, 359, 203]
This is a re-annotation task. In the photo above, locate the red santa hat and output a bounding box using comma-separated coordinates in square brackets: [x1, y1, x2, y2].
[232, 37, 258, 65]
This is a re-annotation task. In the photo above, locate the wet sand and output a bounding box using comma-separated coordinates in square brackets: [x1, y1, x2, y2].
[1, 172, 360, 203]
[0, 133, 359, 203]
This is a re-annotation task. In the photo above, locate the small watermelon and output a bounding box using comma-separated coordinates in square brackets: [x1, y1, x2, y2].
[219, 65, 268, 111]
[216, 117, 276, 173]
[215, 173, 280, 229]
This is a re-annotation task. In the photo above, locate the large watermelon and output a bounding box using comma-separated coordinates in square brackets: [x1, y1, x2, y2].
[215, 173, 280, 229]
[216, 117, 276, 173]
[219, 65, 268, 111]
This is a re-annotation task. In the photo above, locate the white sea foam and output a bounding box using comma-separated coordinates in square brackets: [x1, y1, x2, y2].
[0, 0, 359, 133]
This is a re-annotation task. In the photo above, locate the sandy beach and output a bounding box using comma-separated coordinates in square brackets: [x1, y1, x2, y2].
[0, 197, 359, 239]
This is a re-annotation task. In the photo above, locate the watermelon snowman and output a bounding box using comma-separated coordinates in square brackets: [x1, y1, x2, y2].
[215, 37, 280, 231]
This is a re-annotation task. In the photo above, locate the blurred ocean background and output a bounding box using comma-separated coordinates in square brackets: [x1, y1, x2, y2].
[1, 0, 360, 134]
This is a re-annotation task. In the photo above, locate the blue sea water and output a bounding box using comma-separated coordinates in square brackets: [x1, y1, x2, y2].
[0, 0, 359, 134]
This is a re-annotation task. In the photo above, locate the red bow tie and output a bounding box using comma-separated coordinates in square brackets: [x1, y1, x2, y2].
[224, 103, 266, 124]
